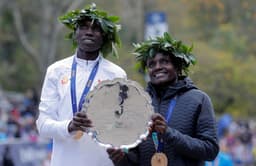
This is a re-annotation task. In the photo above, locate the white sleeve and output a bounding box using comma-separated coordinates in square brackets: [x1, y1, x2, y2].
[36, 67, 71, 140]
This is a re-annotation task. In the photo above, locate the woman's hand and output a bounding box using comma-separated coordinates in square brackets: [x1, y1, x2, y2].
[149, 113, 167, 134]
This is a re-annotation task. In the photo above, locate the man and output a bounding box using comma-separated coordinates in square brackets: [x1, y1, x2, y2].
[108, 32, 219, 166]
[36, 4, 126, 166]
[2, 146, 14, 166]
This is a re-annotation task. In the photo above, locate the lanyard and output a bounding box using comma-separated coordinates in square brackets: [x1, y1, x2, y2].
[152, 97, 177, 152]
[165, 97, 177, 123]
[70, 57, 100, 115]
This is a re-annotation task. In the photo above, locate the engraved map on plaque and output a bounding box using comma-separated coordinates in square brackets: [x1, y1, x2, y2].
[81, 78, 154, 149]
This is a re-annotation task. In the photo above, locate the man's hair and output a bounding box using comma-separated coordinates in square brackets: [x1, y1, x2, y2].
[59, 3, 121, 57]
[133, 32, 196, 75]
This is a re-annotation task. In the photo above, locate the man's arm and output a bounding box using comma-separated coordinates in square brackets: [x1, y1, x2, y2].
[36, 67, 71, 140]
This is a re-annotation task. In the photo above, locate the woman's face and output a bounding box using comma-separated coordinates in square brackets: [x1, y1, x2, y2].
[146, 53, 177, 86]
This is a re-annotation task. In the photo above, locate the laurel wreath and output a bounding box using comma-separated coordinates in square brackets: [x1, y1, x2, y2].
[59, 3, 121, 58]
[133, 32, 197, 75]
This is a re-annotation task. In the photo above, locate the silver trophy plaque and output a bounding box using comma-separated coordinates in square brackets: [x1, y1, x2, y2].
[81, 78, 154, 149]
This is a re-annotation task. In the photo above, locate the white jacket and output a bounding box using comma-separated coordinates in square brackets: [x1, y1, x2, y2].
[36, 54, 127, 166]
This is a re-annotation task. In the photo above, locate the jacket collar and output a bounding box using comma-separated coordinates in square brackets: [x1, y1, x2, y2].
[146, 76, 197, 100]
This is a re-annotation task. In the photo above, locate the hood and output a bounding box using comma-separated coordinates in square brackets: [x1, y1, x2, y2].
[146, 76, 197, 100]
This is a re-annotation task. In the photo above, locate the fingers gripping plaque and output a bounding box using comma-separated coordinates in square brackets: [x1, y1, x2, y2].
[81, 78, 154, 149]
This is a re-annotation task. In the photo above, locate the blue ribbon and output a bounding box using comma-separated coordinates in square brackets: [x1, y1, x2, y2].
[70, 57, 100, 114]
[165, 97, 177, 123]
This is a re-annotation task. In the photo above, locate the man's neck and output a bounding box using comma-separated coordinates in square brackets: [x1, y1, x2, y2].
[77, 48, 99, 60]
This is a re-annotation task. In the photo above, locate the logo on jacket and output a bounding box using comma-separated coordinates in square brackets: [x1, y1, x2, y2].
[61, 76, 69, 85]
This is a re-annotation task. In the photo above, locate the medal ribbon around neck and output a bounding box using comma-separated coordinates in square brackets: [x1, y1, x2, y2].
[71, 57, 100, 114]
[152, 96, 177, 152]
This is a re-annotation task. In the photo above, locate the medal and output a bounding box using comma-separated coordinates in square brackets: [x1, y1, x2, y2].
[73, 130, 84, 140]
[151, 132, 168, 166]
[151, 152, 168, 166]
[151, 97, 176, 165]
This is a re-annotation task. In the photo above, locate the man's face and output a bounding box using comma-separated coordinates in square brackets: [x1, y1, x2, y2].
[75, 20, 103, 52]
[146, 53, 177, 86]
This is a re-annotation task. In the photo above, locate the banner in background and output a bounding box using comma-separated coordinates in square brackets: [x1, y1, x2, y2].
[0, 142, 49, 166]
[144, 11, 168, 40]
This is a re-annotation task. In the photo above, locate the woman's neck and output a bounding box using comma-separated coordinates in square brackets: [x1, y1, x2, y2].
[153, 78, 178, 97]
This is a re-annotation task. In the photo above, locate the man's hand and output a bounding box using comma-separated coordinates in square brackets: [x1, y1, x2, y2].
[68, 112, 93, 133]
[149, 113, 167, 134]
[107, 148, 125, 165]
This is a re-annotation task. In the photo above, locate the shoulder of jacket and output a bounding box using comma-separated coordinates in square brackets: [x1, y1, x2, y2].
[47, 56, 74, 72]
[101, 58, 126, 75]
[179, 88, 210, 100]
[185, 89, 212, 104]
[186, 88, 206, 95]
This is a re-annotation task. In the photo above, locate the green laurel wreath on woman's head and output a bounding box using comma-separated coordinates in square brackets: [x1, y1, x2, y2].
[133, 32, 197, 75]
[59, 3, 121, 58]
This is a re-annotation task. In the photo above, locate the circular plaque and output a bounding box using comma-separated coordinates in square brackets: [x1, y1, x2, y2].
[81, 78, 154, 149]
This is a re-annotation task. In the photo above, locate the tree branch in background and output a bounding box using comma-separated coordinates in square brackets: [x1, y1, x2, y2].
[10, 0, 85, 75]
[10, 2, 39, 65]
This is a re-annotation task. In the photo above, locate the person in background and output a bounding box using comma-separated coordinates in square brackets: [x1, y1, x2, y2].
[205, 128, 234, 166]
[231, 121, 254, 166]
[0, 109, 8, 141]
[2, 145, 14, 166]
[108, 32, 219, 166]
[36, 3, 126, 166]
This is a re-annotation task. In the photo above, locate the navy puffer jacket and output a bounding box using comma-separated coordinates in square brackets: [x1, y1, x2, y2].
[117, 77, 219, 166]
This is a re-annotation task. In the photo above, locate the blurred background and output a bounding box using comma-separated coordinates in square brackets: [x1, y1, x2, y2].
[0, 0, 255, 165]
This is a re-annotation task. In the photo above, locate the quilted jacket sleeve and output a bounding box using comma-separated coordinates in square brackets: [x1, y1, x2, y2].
[165, 93, 219, 161]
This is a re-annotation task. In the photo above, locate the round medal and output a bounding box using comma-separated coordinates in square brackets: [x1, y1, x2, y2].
[73, 130, 84, 140]
[151, 153, 168, 166]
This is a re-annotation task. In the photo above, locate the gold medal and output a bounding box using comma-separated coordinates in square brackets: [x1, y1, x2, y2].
[151, 152, 168, 166]
[73, 130, 84, 140]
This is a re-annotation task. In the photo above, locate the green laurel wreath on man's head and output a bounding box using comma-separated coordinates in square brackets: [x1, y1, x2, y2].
[133, 32, 197, 75]
[59, 3, 121, 58]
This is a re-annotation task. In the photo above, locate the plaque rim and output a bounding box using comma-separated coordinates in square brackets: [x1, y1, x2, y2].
[82, 78, 154, 149]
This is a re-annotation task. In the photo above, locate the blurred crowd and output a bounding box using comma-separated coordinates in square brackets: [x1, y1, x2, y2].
[0, 89, 39, 142]
[0, 90, 256, 166]
[206, 114, 256, 166]
[225, 120, 256, 165]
